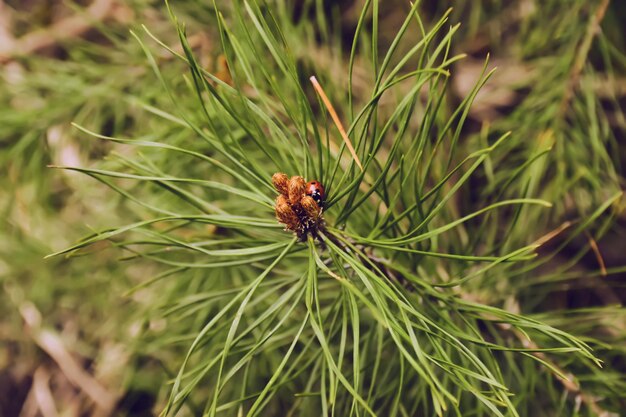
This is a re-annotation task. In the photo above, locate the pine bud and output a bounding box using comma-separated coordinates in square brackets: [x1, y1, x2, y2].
[288, 176, 306, 205]
[275, 194, 299, 231]
[272, 172, 289, 196]
[300, 195, 321, 219]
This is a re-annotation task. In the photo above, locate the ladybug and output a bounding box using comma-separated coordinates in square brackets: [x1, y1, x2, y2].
[305, 180, 325, 206]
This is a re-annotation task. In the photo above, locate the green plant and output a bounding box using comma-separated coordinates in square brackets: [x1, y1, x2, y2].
[42, 1, 625, 416]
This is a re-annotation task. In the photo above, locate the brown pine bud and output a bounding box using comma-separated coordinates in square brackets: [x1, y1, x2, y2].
[300, 195, 321, 219]
[275, 194, 299, 231]
[288, 176, 306, 205]
[272, 172, 289, 196]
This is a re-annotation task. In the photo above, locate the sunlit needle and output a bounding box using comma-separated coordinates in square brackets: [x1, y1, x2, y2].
[310, 76, 363, 172]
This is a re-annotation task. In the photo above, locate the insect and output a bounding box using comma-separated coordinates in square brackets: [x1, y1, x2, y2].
[305, 180, 325, 206]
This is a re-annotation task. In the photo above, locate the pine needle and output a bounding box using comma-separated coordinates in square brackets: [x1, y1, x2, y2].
[309, 76, 363, 171]
[586, 232, 607, 277]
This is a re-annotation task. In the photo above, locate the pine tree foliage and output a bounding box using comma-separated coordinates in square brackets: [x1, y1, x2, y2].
[41, 1, 625, 416]
[1, 1, 625, 417]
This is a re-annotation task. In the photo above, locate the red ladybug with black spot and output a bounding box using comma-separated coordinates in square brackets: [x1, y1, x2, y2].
[305, 180, 325, 206]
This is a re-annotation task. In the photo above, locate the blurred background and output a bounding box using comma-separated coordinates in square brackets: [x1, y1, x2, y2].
[1, 1, 625, 416]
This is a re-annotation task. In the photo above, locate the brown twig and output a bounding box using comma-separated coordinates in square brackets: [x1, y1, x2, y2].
[0, 0, 116, 63]
[32, 367, 59, 417]
[559, 0, 611, 115]
[0, 1, 16, 52]
[585, 232, 607, 277]
[19, 302, 117, 416]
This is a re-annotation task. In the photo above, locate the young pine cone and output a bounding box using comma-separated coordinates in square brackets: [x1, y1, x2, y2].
[300, 195, 321, 219]
[271, 172, 289, 197]
[287, 176, 306, 205]
[275, 194, 299, 231]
